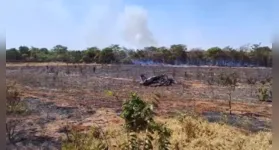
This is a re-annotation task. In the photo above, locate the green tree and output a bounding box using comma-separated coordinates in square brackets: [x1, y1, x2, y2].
[188, 48, 205, 65]
[170, 44, 187, 64]
[82, 47, 100, 63]
[68, 50, 83, 63]
[160, 47, 174, 64]
[110, 45, 128, 63]
[52, 45, 68, 62]
[206, 47, 222, 65]
[18, 46, 30, 61]
[29, 46, 40, 61]
[18, 46, 30, 56]
[99, 47, 115, 64]
[252, 46, 271, 66]
[39, 48, 49, 54]
[6, 48, 21, 61]
[52, 45, 68, 54]
[5, 43, 272, 67]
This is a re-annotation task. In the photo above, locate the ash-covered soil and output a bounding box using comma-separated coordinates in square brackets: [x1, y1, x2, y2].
[6, 64, 272, 149]
[6, 64, 272, 103]
[6, 97, 271, 149]
[6, 97, 121, 150]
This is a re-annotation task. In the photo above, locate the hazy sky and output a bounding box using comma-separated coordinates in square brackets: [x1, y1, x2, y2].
[3, 0, 276, 50]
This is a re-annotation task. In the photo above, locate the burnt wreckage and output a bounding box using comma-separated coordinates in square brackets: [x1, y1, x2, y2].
[140, 74, 176, 86]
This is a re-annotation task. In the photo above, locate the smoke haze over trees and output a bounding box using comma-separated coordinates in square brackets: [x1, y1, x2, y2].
[6, 43, 272, 67]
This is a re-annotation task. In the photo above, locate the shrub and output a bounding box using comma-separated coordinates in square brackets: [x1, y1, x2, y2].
[257, 80, 272, 102]
[120, 93, 156, 132]
[6, 81, 27, 115]
[62, 93, 172, 150]
[120, 93, 172, 150]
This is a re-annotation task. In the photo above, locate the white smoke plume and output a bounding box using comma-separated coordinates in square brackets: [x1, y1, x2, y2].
[83, 0, 157, 49]
[5, 0, 158, 49]
[119, 5, 157, 48]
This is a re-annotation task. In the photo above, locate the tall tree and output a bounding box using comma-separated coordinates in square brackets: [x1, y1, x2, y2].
[99, 47, 115, 64]
[6, 48, 21, 61]
[170, 44, 187, 64]
[52, 45, 68, 62]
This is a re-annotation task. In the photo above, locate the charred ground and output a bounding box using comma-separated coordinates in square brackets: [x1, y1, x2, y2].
[6, 63, 272, 149]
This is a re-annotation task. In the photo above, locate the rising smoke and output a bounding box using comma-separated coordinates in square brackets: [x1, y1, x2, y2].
[6, 0, 158, 49]
[120, 5, 157, 48]
[83, 0, 157, 49]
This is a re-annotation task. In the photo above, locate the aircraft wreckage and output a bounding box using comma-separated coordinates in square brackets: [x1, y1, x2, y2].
[139, 74, 176, 86]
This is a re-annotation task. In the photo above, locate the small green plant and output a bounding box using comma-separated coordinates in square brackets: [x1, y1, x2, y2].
[121, 93, 156, 132]
[62, 92, 172, 150]
[121, 93, 172, 150]
[155, 123, 172, 150]
[105, 90, 120, 101]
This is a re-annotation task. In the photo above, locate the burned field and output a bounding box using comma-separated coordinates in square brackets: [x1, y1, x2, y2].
[6, 63, 272, 149]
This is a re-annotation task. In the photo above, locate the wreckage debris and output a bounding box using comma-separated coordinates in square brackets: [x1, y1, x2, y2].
[140, 74, 176, 86]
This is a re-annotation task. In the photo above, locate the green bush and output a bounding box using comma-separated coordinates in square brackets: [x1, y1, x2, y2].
[62, 92, 172, 150]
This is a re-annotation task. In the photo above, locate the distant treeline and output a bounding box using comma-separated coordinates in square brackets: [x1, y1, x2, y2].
[6, 44, 272, 67]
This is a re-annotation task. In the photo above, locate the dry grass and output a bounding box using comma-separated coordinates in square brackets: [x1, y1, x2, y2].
[61, 115, 271, 150]
[165, 116, 271, 150]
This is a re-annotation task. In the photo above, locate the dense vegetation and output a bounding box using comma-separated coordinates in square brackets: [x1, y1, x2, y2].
[6, 43, 272, 67]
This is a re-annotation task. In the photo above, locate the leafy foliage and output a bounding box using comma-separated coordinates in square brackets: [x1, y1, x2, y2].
[257, 81, 272, 102]
[121, 93, 156, 132]
[62, 92, 172, 150]
[120, 93, 172, 150]
[218, 72, 238, 87]
[6, 44, 272, 67]
[155, 123, 172, 150]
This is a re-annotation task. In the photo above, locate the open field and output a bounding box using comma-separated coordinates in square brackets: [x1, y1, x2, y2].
[6, 63, 272, 149]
